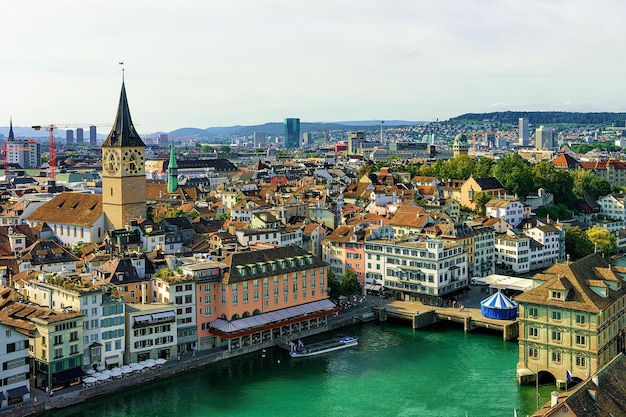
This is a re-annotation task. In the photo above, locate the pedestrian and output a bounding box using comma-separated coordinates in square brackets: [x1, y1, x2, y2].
[45, 386, 49, 395]
[192, 350, 196, 358]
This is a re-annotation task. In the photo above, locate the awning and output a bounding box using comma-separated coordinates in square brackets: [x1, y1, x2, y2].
[365, 284, 382, 291]
[152, 311, 175, 320]
[52, 366, 84, 384]
[134, 314, 151, 322]
[7, 385, 30, 398]
[0, 392, 5, 401]
[105, 355, 118, 361]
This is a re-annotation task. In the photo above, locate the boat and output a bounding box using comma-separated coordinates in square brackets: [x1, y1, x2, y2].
[289, 336, 358, 358]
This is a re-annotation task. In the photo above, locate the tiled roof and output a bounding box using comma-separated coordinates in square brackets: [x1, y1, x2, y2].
[224, 246, 326, 284]
[515, 253, 626, 313]
[20, 240, 79, 266]
[27, 192, 103, 226]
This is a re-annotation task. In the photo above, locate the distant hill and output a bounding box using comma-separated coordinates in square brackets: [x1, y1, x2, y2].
[451, 111, 626, 126]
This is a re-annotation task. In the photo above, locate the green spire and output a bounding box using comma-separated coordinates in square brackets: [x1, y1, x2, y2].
[167, 143, 178, 193]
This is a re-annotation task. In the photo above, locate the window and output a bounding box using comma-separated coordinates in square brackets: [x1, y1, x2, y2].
[552, 352, 561, 363]
[576, 356, 586, 367]
[529, 328, 538, 338]
[575, 314, 586, 325]
[551, 331, 562, 342]
[575, 335, 586, 346]
[529, 348, 538, 358]
[551, 311, 562, 321]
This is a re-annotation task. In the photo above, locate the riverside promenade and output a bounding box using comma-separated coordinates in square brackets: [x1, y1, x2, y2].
[2, 299, 373, 417]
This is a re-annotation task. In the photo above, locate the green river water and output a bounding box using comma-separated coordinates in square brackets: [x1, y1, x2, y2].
[43, 321, 556, 417]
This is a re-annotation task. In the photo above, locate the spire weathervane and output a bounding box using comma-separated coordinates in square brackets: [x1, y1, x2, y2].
[119, 61, 125, 81]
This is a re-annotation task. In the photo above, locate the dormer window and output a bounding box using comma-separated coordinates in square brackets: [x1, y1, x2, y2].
[550, 291, 563, 300]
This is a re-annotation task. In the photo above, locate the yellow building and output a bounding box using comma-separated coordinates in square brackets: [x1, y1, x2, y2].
[515, 254, 626, 388]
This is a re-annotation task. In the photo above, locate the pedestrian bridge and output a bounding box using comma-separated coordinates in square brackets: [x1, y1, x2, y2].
[374, 300, 519, 341]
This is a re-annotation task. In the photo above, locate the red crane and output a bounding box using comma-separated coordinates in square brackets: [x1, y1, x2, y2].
[32, 124, 107, 181]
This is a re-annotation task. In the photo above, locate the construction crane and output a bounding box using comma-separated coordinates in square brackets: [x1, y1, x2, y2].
[32, 124, 108, 181]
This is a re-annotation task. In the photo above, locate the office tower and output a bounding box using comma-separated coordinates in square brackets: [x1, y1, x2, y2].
[254, 131, 267, 147]
[90, 125, 97, 146]
[76, 128, 84, 144]
[284, 118, 300, 149]
[535, 125, 555, 150]
[158, 134, 169, 147]
[347, 131, 366, 154]
[66, 130, 74, 144]
[519, 118, 529, 146]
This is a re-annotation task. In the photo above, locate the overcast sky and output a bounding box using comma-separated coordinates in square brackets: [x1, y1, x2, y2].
[3, 0, 626, 134]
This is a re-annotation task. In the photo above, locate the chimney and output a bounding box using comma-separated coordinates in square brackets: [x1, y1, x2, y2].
[550, 391, 559, 407]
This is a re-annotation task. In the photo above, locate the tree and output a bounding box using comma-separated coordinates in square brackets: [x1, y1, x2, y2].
[564, 226, 594, 261]
[340, 271, 362, 296]
[473, 191, 492, 215]
[444, 155, 475, 180]
[473, 157, 494, 178]
[492, 154, 534, 198]
[534, 204, 573, 221]
[327, 271, 341, 299]
[586, 226, 618, 256]
[572, 169, 611, 200]
[531, 161, 576, 208]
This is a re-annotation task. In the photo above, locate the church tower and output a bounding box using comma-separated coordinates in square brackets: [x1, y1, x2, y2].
[167, 143, 178, 193]
[101, 79, 146, 230]
[452, 133, 469, 158]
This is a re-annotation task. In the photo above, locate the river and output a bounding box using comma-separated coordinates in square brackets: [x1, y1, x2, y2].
[42, 320, 556, 417]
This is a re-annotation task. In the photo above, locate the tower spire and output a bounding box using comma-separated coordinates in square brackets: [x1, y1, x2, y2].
[8, 117, 15, 140]
[102, 75, 144, 148]
[167, 142, 178, 193]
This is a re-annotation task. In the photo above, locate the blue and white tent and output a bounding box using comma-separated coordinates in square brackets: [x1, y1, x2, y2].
[480, 291, 518, 320]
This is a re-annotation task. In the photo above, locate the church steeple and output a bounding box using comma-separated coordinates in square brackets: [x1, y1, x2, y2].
[102, 81, 145, 147]
[8, 118, 15, 140]
[167, 143, 178, 193]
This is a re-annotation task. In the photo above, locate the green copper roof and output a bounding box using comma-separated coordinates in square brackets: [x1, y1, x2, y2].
[102, 81, 145, 147]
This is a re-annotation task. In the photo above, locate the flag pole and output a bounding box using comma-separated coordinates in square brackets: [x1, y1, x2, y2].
[536, 365, 540, 411]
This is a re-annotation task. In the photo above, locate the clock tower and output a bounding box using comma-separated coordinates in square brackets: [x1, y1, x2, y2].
[101, 80, 146, 230]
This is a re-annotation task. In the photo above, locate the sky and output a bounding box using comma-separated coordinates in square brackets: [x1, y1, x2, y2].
[3, 0, 626, 135]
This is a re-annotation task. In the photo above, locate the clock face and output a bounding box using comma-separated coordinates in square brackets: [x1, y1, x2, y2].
[122, 149, 144, 175]
[103, 149, 120, 175]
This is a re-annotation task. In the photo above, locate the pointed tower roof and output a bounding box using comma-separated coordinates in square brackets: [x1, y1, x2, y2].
[8, 118, 15, 140]
[102, 81, 145, 147]
[168, 143, 178, 169]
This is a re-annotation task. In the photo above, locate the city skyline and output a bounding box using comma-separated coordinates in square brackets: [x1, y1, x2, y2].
[3, 1, 626, 134]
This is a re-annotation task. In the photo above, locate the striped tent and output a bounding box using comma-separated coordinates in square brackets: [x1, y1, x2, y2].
[480, 291, 518, 320]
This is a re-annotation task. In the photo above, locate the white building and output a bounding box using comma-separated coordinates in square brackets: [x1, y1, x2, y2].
[6, 138, 41, 169]
[235, 228, 303, 248]
[364, 238, 468, 303]
[0, 323, 30, 408]
[535, 125, 555, 150]
[125, 303, 177, 363]
[152, 275, 197, 353]
[485, 199, 526, 228]
[597, 193, 626, 227]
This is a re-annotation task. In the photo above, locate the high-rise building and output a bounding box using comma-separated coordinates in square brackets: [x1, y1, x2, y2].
[284, 118, 300, 149]
[519, 118, 529, 146]
[66, 130, 74, 144]
[253, 131, 267, 148]
[76, 128, 84, 144]
[347, 131, 366, 154]
[5, 119, 41, 169]
[89, 125, 97, 146]
[535, 125, 555, 150]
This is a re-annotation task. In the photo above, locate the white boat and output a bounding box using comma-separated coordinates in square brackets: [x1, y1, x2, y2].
[289, 336, 358, 358]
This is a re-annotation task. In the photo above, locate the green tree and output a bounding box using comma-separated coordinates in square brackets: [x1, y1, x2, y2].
[531, 161, 576, 208]
[564, 226, 594, 261]
[586, 226, 618, 256]
[340, 271, 362, 296]
[473, 157, 494, 178]
[492, 154, 534, 198]
[473, 191, 493, 215]
[444, 155, 475, 180]
[327, 271, 341, 299]
[572, 169, 611, 200]
[534, 204, 573, 221]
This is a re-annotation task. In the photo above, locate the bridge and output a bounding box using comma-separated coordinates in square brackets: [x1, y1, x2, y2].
[374, 299, 519, 341]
